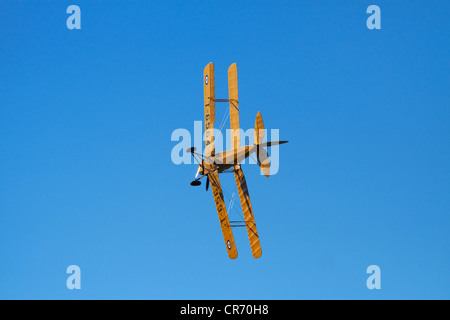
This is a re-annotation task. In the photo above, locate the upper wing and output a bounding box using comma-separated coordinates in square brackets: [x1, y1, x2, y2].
[228, 63, 240, 150]
[204, 63, 215, 157]
[233, 165, 262, 258]
[208, 168, 238, 259]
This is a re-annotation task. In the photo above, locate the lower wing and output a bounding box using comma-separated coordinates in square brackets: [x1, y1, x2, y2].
[233, 165, 262, 258]
[208, 170, 238, 259]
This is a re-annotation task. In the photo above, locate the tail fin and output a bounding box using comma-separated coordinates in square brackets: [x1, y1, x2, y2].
[259, 140, 288, 148]
[254, 112, 270, 177]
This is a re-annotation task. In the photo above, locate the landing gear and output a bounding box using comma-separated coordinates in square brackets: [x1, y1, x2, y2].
[190, 180, 201, 186]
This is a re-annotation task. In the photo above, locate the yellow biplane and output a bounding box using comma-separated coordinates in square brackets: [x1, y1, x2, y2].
[188, 63, 288, 259]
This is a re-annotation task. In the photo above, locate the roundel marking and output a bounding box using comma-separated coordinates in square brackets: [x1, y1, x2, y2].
[205, 75, 209, 85]
[227, 240, 231, 250]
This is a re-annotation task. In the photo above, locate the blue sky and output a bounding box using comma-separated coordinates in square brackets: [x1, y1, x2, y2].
[0, 0, 449, 299]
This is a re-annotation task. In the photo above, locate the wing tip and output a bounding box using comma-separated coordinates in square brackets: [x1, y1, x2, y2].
[204, 62, 214, 73]
[228, 62, 237, 72]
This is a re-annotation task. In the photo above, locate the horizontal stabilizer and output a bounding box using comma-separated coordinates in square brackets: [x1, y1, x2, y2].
[254, 111, 265, 145]
[256, 146, 270, 177]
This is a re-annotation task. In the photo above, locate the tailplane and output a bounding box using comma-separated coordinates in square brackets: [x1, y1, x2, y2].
[254, 111, 265, 145]
[253, 112, 289, 177]
[254, 112, 270, 177]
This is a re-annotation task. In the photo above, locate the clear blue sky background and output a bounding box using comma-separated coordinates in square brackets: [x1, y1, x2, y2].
[0, 0, 449, 299]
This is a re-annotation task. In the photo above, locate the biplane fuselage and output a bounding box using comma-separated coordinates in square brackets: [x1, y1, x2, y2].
[195, 145, 256, 176]
[188, 63, 287, 259]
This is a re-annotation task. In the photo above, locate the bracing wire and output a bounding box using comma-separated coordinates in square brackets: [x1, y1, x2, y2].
[220, 179, 245, 223]
[213, 103, 248, 225]
[218, 106, 230, 130]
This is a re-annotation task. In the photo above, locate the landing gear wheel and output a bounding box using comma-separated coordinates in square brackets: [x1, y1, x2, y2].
[190, 180, 201, 186]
